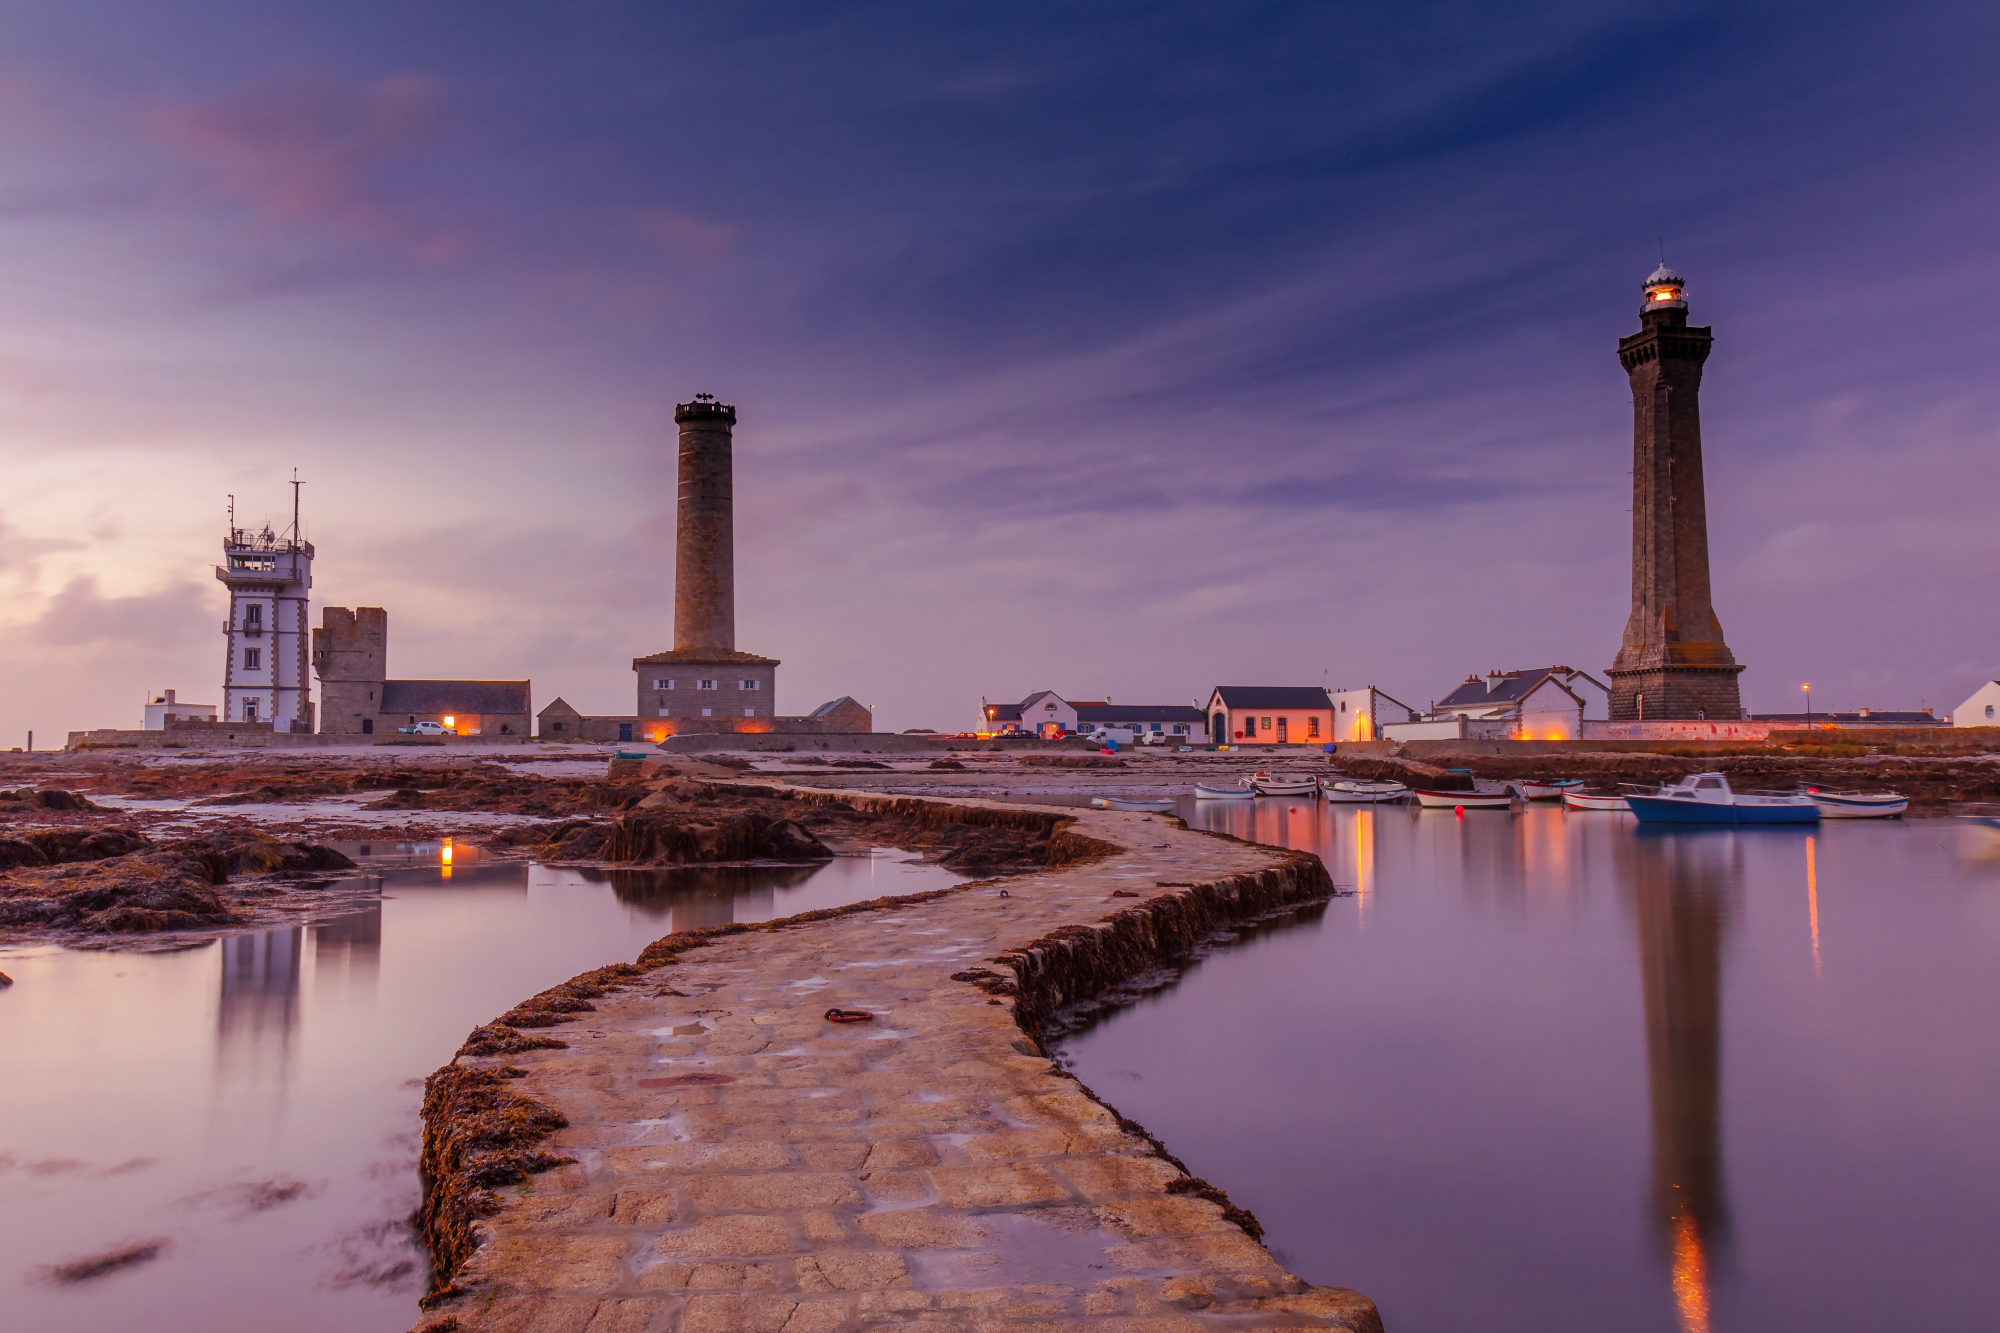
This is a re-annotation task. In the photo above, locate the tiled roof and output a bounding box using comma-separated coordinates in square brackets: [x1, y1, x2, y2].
[631, 650, 781, 666]
[380, 679, 531, 714]
[1208, 686, 1334, 709]
[1075, 705, 1205, 724]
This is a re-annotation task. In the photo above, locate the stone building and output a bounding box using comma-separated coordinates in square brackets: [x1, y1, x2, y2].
[1607, 265, 1746, 720]
[539, 694, 870, 744]
[312, 606, 531, 737]
[616, 395, 868, 742]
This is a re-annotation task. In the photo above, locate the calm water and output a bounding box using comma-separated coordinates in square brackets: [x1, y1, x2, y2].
[0, 844, 960, 1333]
[1060, 802, 2000, 1333]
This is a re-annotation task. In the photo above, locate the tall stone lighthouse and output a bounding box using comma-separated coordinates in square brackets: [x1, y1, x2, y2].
[1607, 265, 1746, 721]
[631, 396, 780, 737]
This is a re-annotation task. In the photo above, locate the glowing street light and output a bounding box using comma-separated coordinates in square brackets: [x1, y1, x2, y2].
[1801, 682, 1812, 727]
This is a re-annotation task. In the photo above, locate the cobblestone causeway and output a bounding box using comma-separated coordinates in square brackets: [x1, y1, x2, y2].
[415, 798, 1381, 1333]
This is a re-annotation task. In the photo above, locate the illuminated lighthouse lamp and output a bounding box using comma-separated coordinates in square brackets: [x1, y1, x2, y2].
[1643, 262, 1688, 311]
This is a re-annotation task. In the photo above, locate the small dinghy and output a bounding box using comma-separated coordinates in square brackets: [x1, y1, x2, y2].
[1626, 772, 1817, 824]
[1808, 789, 1908, 819]
[1252, 775, 1319, 797]
[1194, 781, 1256, 801]
[1323, 779, 1408, 803]
[1414, 785, 1513, 809]
[1563, 790, 1631, 812]
[1512, 779, 1583, 800]
[1099, 796, 1177, 813]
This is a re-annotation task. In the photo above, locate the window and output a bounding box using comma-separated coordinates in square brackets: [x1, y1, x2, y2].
[245, 604, 262, 627]
[743, 707, 756, 718]
[244, 698, 260, 720]
[1150, 723, 1162, 732]
[658, 708, 671, 717]
[1988, 704, 1995, 719]
[244, 648, 261, 669]
[653, 678, 674, 690]
[701, 707, 713, 717]
[1261, 716, 1272, 731]
[1339, 700, 1346, 712]
[739, 679, 762, 691]
[697, 679, 717, 690]
[1308, 717, 1320, 739]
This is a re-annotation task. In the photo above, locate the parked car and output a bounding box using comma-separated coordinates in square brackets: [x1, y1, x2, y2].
[399, 721, 456, 736]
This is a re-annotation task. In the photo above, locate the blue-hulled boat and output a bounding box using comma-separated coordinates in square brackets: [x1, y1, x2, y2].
[1624, 771, 1819, 824]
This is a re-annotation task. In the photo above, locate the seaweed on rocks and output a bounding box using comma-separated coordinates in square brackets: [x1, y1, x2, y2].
[414, 1066, 575, 1284]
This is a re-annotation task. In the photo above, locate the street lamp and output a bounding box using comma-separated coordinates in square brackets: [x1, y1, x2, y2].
[1801, 682, 1811, 727]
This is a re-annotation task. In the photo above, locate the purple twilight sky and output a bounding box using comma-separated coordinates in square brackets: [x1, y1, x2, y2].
[2, 0, 1997, 742]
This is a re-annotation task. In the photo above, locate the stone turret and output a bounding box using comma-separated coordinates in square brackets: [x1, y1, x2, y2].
[313, 606, 388, 735]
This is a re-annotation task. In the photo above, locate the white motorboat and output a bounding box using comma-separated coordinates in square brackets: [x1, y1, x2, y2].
[1563, 790, 1631, 812]
[1512, 779, 1583, 800]
[1414, 784, 1513, 809]
[1194, 781, 1257, 801]
[1808, 789, 1908, 819]
[1252, 775, 1319, 797]
[1625, 772, 1817, 825]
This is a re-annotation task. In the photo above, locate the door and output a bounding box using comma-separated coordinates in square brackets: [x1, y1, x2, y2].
[361, 718, 373, 735]
[1276, 716, 1288, 744]
[618, 723, 633, 742]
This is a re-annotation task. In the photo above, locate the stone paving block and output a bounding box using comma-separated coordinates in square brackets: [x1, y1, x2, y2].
[795, 1251, 914, 1292]
[930, 1162, 1074, 1208]
[863, 1139, 941, 1169]
[1055, 1155, 1186, 1201]
[857, 1207, 994, 1250]
[655, 1215, 796, 1259]
[584, 1298, 668, 1333]
[684, 1171, 863, 1211]
[859, 1169, 933, 1203]
[1093, 1198, 1226, 1238]
[796, 1142, 872, 1171]
[479, 1235, 632, 1290]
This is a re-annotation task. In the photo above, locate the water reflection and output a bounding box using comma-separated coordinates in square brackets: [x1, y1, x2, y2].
[576, 864, 819, 927]
[314, 903, 383, 991]
[1625, 831, 1740, 1333]
[218, 927, 303, 1074]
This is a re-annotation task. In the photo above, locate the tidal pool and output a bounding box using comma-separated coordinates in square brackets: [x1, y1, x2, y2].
[1058, 801, 2000, 1333]
[0, 845, 960, 1333]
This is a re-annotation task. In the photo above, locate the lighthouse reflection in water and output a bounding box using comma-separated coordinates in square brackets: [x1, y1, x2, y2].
[1057, 802, 2000, 1333]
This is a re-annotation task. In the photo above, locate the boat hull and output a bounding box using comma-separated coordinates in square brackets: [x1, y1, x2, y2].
[1626, 794, 1819, 824]
[1515, 780, 1582, 800]
[1193, 785, 1256, 801]
[1323, 789, 1406, 803]
[1102, 797, 1177, 812]
[1811, 794, 1908, 819]
[1563, 791, 1631, 812]
[1414, 788, 1512, 809]
[1253, 781, 1318, 797]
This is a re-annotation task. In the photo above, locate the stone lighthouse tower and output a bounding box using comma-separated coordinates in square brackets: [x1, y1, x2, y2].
[630, 395, 780, 738]
[1607, 265, 1745, 721]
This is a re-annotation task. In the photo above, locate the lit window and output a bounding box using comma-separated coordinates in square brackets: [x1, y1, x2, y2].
[1261, 716, 1272, 731]
[1308, 717, 1320, 739]
[244, 648, 261, 669]
[697, 679, 717, 690]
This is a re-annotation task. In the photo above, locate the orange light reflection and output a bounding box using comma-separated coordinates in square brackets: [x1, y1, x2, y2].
[1806, 834, 1820, 977]
[1670, 1215, 1711, 1333]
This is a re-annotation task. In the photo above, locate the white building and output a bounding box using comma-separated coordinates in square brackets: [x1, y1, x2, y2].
[143, 689, 217, 730]
[1330, 686, 1420, 742]
[1382, 665, 1611, 742]
[215, 503, 315, 732]
[1955, 680, 2000, 727]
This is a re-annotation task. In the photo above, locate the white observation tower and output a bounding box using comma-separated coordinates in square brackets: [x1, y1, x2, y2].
[216, 478, 315, 731]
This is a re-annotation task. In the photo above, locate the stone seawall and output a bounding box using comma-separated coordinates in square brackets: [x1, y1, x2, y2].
[411, 793, 1381, 1333]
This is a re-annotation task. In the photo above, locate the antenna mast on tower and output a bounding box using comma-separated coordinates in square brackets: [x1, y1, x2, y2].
[289, 469, 303, 545]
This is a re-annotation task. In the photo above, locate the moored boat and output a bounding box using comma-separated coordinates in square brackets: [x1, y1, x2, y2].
[1513, 779, 1583, 800]
[1808, 789, 1908, 819]
[1563, 790, 1631, 812]
[1414, 784, 1513, 809]
[1625, 772, 1818, 824]
[1100, 796, 1178, 812]
[1252, 776, 1320, 797]
[1194, 781, 1256, 801]
[1323, 779, 1408, 803]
